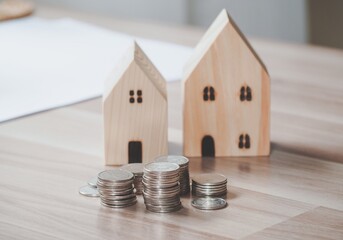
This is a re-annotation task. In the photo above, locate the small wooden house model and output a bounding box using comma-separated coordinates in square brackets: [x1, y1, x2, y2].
[183, 9, 270, 157]
[103, 42, 168, 165]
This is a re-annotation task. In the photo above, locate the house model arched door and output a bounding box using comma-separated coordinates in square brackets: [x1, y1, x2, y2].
[201, 136, 215, 157]
[128, 141, 142, 163]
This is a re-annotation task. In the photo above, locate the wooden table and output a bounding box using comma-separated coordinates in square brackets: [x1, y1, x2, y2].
[1, 5, 343, 240]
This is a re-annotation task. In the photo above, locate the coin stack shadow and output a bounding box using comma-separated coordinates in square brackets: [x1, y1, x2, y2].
[120, 163, 144, 195]
[97, 169, 137, 208]
[142, 162, 182, 213]
[191, 173, 227, 198]
[155, 155, 190, 195]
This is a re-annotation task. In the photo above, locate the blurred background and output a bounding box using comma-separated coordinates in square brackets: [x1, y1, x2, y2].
[29, 0, 343, 49]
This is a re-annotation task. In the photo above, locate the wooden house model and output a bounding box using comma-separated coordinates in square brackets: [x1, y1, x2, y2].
[183, 9, 270, 157]
[103, 42, 168, 165]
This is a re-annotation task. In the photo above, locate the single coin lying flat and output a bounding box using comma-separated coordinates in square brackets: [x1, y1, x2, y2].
[87, 176, 98, 188]
[191, 197, 227, 210]
[79, 185, 100, 197]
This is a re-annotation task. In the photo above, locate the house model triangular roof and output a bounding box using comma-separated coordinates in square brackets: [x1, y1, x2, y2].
[104, 42, 167, 102]
[184, 9, 268, 81]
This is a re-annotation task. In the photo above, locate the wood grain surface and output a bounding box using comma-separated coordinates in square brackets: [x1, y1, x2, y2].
[0, 5, 343, 240]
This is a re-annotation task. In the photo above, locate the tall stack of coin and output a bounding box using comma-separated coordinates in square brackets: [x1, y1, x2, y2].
[120, 163, 144, 195]
[155, 155, 190, 195]
[97, 169, 137, 208]
[143, 162, 182, 213]
[191, 173, 227, 197]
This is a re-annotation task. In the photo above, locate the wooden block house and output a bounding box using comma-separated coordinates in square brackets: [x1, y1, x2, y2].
[183, 9, 270, 157]
[103, 42, 168, 165]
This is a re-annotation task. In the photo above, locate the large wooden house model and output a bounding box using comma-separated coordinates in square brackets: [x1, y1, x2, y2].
[103, 42, 168, 165]
[183, 9, 270, 157]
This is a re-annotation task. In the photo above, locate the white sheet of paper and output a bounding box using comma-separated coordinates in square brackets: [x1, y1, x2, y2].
[0, 17, 192, 122]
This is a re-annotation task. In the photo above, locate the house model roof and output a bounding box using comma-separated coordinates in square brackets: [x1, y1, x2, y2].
[104, 42, 167, 101]
[184, 9, 268, 81]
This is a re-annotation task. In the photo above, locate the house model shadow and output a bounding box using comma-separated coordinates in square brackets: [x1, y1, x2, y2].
[103, 9, 270, 165]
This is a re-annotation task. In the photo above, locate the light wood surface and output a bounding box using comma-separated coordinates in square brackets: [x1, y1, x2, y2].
[1, 5, 343, 240]
[183, 9, 270, 157]
[103, 42, 168, 165]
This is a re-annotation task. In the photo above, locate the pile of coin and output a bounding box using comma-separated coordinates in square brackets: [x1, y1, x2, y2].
[155, 155, 190, 195]
[97, 169, 137, 208]
[191, 173, 227, 197]
[142, 162, 182, 213]
[120, 163, 144, 195]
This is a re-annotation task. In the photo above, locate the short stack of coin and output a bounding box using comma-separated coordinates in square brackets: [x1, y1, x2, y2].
[143, 162, 182, 213]
[191, 173, 227, 198]
[120, 163, 144, 195]
[155, 155, 190, 195]
[97, 169, 137, 208]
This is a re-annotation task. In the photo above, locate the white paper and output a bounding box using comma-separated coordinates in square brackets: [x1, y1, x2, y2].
[0, 17, 192, 122]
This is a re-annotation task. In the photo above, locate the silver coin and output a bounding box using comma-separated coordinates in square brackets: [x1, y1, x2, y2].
[101, 196, 137, 204]
[145, 203, 182, 213]
[98, 189, 134, 196]
[101, 199, 137, 208]
[97, 181, 133, 188]
[143, 175, 180, 183]
[87, 177, 98, 188]
[155, 155, 189, 166]
[191, 198, 227, 210]
[120, 163, 144, 176]
[100, 193, 136, 201]
[192, 173, 227, 186]
[192, 186, 227, 192]
[192, 183, 227, 190]
[192, 192, 226, 197]
[144, 162, 179, 174]
[98, 169, 134, 182]
[192, 193, 227, 198]
[79, 185, 100, 197]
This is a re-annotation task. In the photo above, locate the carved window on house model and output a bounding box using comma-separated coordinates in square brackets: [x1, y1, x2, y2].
[238, 134, 251, 149]
[129, 90, 143, 104]
[203, 86, 215, 101]
[240, 86, 252, 101]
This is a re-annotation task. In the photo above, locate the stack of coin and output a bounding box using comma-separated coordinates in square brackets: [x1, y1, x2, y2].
[143, 162, 182, 213]
[97, 169, 137, 208]
[191, 173, 227, 197]
[120, 163, 144, 195]
[155, 155, 190, 195]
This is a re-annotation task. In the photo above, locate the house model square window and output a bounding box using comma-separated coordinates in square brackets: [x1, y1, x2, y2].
[129, 90, 143, 104]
